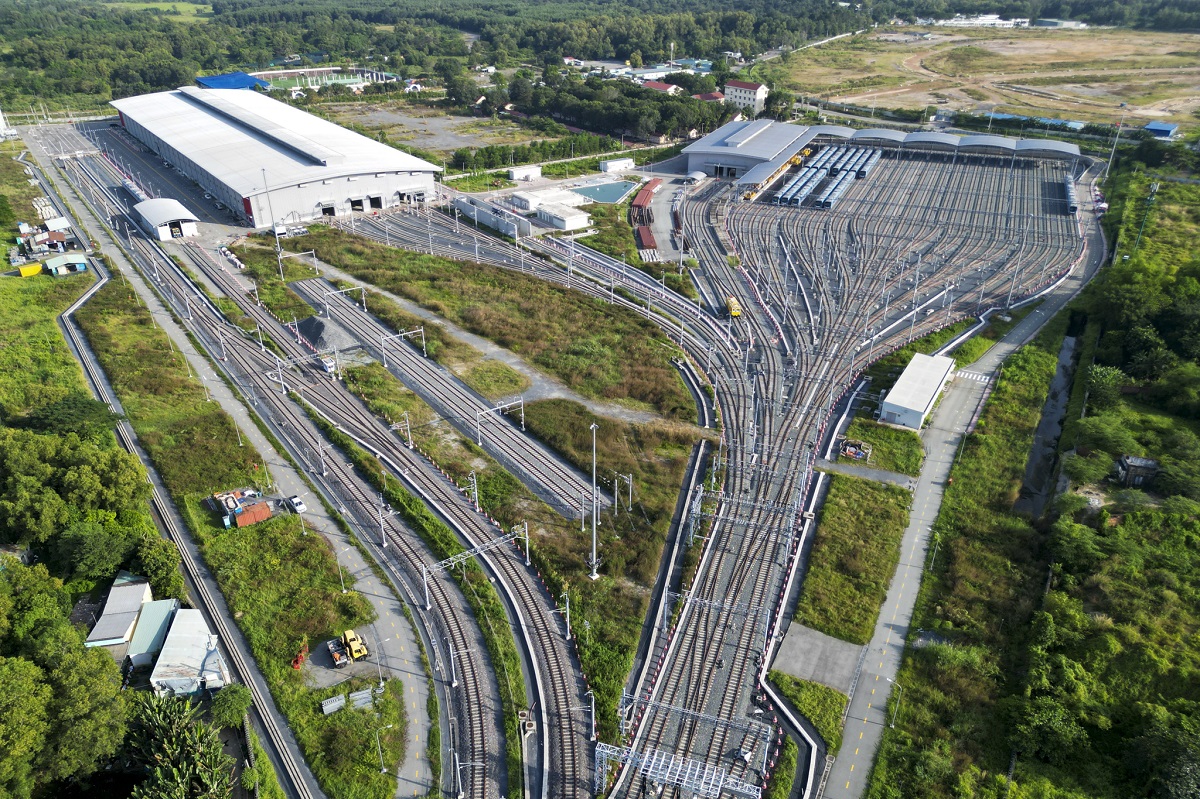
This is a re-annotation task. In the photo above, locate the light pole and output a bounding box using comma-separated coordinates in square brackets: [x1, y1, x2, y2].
[1104, 105, 1127, 182]
[588, 422, 600, 580]
[1005, 214, 1034, 309]
[375, 724, 393, 773]
[585, 690, 596, 741]
[887, 678, 904, 728]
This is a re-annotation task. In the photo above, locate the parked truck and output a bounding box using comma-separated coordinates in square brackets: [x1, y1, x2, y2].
[342, 630, 368, 661]
[327, 638, 349, 668]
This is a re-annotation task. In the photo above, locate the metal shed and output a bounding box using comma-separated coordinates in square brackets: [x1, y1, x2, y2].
[879, 353, 956, 430]
[126, 599, 179, 668]
[150, 609, 229, 696]
[85, 575, 152, 648]
[134, 198, 200, 241]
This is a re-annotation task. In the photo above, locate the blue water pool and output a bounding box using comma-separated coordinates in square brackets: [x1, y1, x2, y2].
[570, 181, 638, 204]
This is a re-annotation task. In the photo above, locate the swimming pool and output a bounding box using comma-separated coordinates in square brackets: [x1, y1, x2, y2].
[570, 181, 638, 204]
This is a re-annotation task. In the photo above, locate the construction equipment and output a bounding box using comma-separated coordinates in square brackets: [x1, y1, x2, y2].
[327, 638, 350, 668]
[291, 641, 309, 670]
[342, 630, 368, 661]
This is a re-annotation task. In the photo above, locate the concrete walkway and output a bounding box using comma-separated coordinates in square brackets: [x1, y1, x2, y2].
[822, 174, 1108, 798]
[815, 458, 916, 490]
[31, 140, 431, 797]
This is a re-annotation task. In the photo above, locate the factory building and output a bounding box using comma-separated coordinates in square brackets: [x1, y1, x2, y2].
[879, 353, 956, 430]
[111, 87, 439, 228]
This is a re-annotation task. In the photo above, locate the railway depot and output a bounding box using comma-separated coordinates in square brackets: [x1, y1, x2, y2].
[110, 87, 440, 228]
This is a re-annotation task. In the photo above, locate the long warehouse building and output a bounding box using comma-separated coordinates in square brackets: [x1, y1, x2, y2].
[111, 87, 439, 227]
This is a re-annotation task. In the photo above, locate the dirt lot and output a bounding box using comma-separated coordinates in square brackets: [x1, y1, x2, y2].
[325, 101, 562, 158]
[749, 27, 1200, 127]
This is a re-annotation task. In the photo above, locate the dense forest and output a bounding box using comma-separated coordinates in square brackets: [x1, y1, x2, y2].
[7, 0, 1197, 111]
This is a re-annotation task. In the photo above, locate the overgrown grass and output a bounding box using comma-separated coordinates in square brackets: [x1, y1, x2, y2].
[794, 474, 910, 645]
[859, 320, 975, 417]
[445, 171, 516, 192]
[74, 276, 410, 799]
[459, 359, 530, 399]
[283, 226, 694, 419]
[841, 418, 923, 477]
[949, 303, 1040, 366]
[762, 735, 798, 799]
[864, 328, 1063, 799]
[769, 671, 848, 755]
[0, 273, 91, 419]
[227, 241, 318, 320]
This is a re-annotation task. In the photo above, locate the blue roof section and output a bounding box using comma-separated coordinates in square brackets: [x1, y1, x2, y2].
[196, 72, 269, 90]
[1145, 121, 1179, 133]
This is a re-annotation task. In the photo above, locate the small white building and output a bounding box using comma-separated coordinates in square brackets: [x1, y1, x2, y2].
[600, 157, 635, 173]
[508, 165, 542, 181]
[724, 80, 769, 116]
[878, 353, 955, 430]
[537, 203, 590, 230]
[85, 576, 153, 648]
[134, 198, 199, 241]
[150, 609, 230, 696]
[510, 188, 592, 212]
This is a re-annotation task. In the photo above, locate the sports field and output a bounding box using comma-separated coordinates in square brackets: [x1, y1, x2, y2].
[747, 27, 1200, 128]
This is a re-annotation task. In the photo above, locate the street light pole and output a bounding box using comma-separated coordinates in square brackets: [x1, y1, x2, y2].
[1104, 106, 1127, 182]
[375, 724, 394, 773]
[887, 678, 904, 728]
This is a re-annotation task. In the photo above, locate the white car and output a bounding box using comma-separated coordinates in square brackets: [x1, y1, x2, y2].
[287, 496, 307, 513]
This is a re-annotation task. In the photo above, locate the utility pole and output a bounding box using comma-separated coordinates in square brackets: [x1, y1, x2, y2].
[588, 422, 600, 581]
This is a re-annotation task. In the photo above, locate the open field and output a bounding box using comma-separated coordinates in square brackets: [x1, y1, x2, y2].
[100, 1, 212, 20]
[751, 27, 1200, 127]
[0, 274, 90, 417]
[793, 474, 910, 645]
[327, 103, 561, 159]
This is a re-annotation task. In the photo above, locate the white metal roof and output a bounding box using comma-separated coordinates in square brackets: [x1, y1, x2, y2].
[150, 609, 228, 694]
[86, 580, 152, 646]
[851, 128, 907, 143]
[111, 88, 439, 199]
[1016, 139, 1080, 156]
[685, 120, 814, 163]
[960, 134, 1016, 151]
[127, 599, 178, 660]
[135, 198, 198, 228]
[538, 202, 590, 221]
[883, 353, 956, 416]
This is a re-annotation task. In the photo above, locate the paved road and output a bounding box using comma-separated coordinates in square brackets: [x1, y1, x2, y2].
[815, 458, 915, 489]
[32, 138, 431, 797]
[820, 165, 1108, 798]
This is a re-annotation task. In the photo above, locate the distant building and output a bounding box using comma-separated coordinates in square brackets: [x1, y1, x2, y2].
[508, 165, 541, 181]
[878, 353, 956, 430]
[599, 157, 635, 173]
[1033, 18, 1088, 28]
[1117, 455, 1159, 488]
[692, 91, 725, 104]
[642, 81, 681, 95]
[509, 188, 591, 212]
[1144, 121, 1179, 140]
[935, 14, 1029, 27]
[724, 80, 769, 115]
[195, 72, 270, 91]
[151, 609, 229, 696]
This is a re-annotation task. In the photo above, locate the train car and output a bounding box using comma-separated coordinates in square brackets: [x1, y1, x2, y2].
[1064, 179, 1078, 215]
[726, 296, 742, 318]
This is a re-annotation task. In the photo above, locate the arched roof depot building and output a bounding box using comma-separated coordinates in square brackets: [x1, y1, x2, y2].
[111, 87, 440, 228]
[682, 119, 1080, 189]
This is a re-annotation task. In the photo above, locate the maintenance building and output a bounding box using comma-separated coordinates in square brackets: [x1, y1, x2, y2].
[127, 599, 179, 669]
[134, 198, 199, 240]
[150, 609, 230, 696]
[879, 353, 956, 430]
[111, 87, 439, 227]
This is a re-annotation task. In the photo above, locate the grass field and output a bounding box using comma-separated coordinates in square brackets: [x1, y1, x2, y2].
[100, 1, 211, 20]
[752, 27, 1200, 127]
[282, 226, 694, 419]
[769, 671, 848, 755]
[794, 474, 910, 645]
[840, 418, 923, 476]
[445, 171, 517, 192]
[0, 274, 91, 419]
[74, 276, 408, 799]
